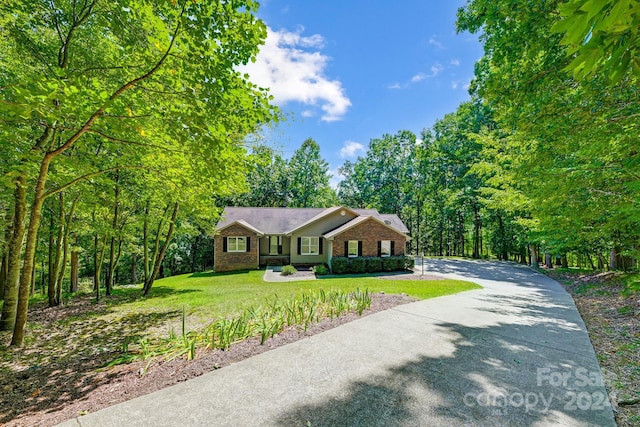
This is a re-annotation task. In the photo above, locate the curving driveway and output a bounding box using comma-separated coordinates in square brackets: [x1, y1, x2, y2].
[60, 259, 616, 427]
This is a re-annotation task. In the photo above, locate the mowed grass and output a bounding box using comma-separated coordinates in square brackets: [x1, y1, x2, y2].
[109, 269, 481, 323]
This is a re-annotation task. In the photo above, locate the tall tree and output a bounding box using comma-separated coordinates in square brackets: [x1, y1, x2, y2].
[0, 0, 278, 345]
[457, 0, 640, 268]
[289, 138, 336, 208]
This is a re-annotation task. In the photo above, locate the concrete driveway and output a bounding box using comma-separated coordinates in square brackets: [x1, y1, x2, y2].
[59, 259, 615, 426]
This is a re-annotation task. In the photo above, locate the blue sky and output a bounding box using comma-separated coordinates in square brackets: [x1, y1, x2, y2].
[242, 1, 483, 186]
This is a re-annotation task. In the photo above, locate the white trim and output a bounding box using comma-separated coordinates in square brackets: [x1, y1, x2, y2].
[217, 220, 264, 236]
[286, 206, 359, 235]
[323, 215, 410, 241]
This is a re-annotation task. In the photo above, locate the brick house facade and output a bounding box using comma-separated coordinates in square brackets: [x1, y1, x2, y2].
[214, 223, 260, 272]
[214, 206, 409, 272]
[330, 218, 406, 258]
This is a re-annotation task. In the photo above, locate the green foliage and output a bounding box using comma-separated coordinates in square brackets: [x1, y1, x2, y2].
[330, 257, 348, 274]
[350, 257, 366, 274]
[456, 0, 640, 266]
[221, 140, 338, 208]
[312, 264, 328, 275]
[119, 288, 375, 364]
[403, 256, 415, 270]
[330, 256, 408, 274]
[382, 257, 397, 272]
[338, 130, 415, 213]
[0, 0, 281, 343]
[280, 265, 297, 276]
[288, 138, 337, 208]
[365, 257, 382, 273]
[553, 0, 640, 83]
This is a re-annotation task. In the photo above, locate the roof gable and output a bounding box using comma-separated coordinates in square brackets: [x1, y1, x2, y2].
[216, 206, 410, 237]
[216, 219, 264, 236]
[285, 206, 360, 235]
[323, 216, 410, 240]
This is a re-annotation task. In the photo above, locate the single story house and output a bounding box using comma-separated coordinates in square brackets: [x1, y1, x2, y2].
[214, 206, 410, 272]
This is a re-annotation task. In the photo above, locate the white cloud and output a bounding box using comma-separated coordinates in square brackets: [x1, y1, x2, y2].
[301, 110, 315, 117]
[391, 62, 444, 90]
[450, 59, 460, 66]
[339, 140, 365, 158]
[430, 63, 444, 77]
[411, 73, 428, 83]
[240, 27, 351, 122]
[428, 37, 445, 49]
[451, 79, 472, 91]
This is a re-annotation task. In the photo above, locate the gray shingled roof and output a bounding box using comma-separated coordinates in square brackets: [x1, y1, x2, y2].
[216, 206, 409, 235]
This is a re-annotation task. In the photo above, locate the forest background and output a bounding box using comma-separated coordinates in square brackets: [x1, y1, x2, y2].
[1, 0, 638, 346]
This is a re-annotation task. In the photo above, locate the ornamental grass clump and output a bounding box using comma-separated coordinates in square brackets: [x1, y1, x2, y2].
[281, 265, 297, 276]
[116, 288, 372, 368]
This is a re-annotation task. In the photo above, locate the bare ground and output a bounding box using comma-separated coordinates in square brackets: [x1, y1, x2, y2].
[0, 290, 416, 427]
[545, 269, 640, 427]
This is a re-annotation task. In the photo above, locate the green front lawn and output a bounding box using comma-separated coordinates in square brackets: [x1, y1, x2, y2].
[109, 269, 480, 322]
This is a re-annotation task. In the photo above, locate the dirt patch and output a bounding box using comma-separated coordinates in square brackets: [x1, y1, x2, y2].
[545, 269, 640, 427]
[0, 292, 415, 427]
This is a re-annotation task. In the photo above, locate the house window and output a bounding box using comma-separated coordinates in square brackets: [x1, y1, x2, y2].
[380, 240, 391, 257]
[227, 236, 246, 252]
[348, 240, 359, 257]
[301, 237, 319, 255]
[269, 236, 282, 255]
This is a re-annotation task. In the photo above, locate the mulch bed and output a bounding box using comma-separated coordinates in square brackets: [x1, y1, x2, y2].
[1, 292, 416, 427]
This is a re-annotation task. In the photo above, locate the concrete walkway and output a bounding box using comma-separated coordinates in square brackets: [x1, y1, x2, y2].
[59, 259, 615, 427]
[263, 265, 317, 282]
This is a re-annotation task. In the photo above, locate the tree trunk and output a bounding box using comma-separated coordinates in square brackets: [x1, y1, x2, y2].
[93, 234, 107, 301]
[49, 194, 65, 307]
[530, 244, 538, 268]
[55, 195, 79, 303]
[0, 207, 12, 300]
[0, 252, 6, 300]
[545, 253, 553, 269]
[30, 261, 36, 296]
[143, 202, 179, 295]
[70, 250, 79, 292]
[12, 152, 54, 346]
[609, 247, 619, 271]
[472, 204, 481, 259]
[106, 169, 120, 295]
[561, 255, 568, 269]
[131, 252, 137, 284]
[143, 202, 150, 285]
[0, 176, 27, 332]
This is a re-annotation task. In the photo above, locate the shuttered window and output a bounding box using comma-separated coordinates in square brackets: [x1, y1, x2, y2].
[227, 237, 247, 252]
[300, 237, 319, 255]
[348, 240, 359, 257]
[380, 240, 391, 257]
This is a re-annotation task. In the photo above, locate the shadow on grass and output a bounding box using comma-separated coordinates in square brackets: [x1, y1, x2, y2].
[189, 269, 255, 278]
[0, 308, 181, 424]
[108, 286, 201, 306]
[0, 293, 185, 424]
